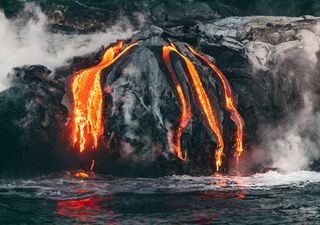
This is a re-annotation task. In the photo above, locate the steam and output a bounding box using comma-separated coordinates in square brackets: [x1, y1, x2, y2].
[110, 60, 168, 162]
[0, 3, 135, 91]
[165, 120, 176, 154]
[260, 94, 320, 172]
[251, 22, 320, 172]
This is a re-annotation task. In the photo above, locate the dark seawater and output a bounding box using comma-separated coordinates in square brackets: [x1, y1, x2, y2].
[1, 171, 320, 224]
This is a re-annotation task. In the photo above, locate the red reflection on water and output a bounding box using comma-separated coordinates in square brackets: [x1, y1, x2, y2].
[55, 196, 116, 224]
[189, 175, 247, 224]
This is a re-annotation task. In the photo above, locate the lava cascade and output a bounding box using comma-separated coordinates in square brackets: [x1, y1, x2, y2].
[188, 47, 244, 162]
[163, 44, 225, 171]
[70, 40, 244, 172]
[71, 41, 138, 152]
[163, 46, 192, 160]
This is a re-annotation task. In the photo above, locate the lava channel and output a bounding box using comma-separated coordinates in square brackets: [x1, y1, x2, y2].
[188, 47, 244, 162]
[71, 41, 138, 152]
[164, 44, 225, 171]
[163, 46, 192, 160]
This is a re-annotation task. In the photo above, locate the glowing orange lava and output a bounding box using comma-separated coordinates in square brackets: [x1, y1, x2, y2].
[74, 160, 95, 178]
[164, 44, 224, 171]
[163, 46, 192, 160]
[90, 160, 95, 171]
[188, 47, 244, 162]
[71, 41, 138, 152]
[74, 172, 89, 178]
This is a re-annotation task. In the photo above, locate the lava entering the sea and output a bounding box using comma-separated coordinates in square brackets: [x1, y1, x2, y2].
[70, 40, 244, 172]
[188, 47, 244, 162]
[163, 46, 192, 160]
[70, 41, 138, 152]
[163, 44, 225, 171]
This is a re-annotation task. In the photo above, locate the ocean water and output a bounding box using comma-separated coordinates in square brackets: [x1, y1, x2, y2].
[1, 171, 320, 224]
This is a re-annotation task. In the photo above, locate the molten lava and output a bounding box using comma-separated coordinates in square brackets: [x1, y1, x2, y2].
[164, 44, 224, 171]
[163, 46, 192, 160]
[90, 160, 95, 171]
[188, 47, 244, 162]
[69, 39, 244, 172]
[71, 41, 138, 152]
[74, 172, 89, 178]
[74, 160, 95, 178]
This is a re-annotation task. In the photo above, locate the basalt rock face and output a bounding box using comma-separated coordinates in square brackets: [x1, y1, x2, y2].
[1, 16, 320, 177]
[3, 0, 320, 32]
[0, 65, 70, 177]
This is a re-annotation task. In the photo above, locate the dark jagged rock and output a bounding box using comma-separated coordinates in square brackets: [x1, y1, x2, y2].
[3, 0, 320, 32]
[1, 16, 320, 177]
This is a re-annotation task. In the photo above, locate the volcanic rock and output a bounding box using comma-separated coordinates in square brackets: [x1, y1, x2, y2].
[1, 16, 320, 177]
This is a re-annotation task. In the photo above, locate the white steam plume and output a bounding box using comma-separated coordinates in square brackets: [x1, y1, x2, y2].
[260, 94, 320, 172]
[0, 3, 135, 91]
[250, 22, 320, 173]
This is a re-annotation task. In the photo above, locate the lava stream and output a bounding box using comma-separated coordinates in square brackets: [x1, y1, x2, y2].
[188, 47, 244, 162]
[71, 41, 138, 152]
[90, 160, 95, 171]
[163, 46, 192, 160]
[164, 44, 224, 171]
[74, 172, 90, 178]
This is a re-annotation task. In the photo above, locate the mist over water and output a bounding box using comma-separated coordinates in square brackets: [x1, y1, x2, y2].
[248, 22, 320, 173]
[1, 171, 320, 224]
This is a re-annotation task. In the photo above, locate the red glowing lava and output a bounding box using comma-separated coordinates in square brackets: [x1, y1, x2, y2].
[163, 46, 192, 160]
[164, 44, 224, 171]
[188, 47, 244, 162]
[71, 41, 138, 152]
[74, 160, 95, 178]
[69, 39, 245, 173]
[90, 160, 95, 171]
[74, 172, 90, 178]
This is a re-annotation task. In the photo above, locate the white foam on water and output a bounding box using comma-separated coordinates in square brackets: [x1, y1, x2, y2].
[1, 170, 320, 200]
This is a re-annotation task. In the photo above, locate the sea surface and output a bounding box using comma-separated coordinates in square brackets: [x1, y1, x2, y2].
[1, 171, 320, 224]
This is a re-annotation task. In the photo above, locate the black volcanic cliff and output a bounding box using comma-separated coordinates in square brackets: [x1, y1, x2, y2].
[1, 16, 320, 177]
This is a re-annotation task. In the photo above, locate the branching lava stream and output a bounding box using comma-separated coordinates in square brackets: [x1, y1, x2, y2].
[163, 44, 225, 171]
[188, 46, 244, 162]
[71, 41, 138, 152]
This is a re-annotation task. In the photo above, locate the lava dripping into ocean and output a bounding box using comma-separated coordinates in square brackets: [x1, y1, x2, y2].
[69, 40, 245, 173]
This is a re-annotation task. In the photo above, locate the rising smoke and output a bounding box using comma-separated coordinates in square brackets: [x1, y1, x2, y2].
[0, 3, 135, 91]
[252, 23, 320, 173]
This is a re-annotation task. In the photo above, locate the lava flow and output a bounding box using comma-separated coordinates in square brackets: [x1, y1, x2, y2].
[188, 47, 244, 162]
[163, 46, 192, 160]
[164, 44, 225, 171]
[74, 159, 95, 178]
[71, 41, 138, 152]
[74, 172, 90, 178]
[90, 160, 95, 171]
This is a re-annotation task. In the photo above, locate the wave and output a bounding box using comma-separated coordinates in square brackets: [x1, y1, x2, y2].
[0, 170, 319, 200]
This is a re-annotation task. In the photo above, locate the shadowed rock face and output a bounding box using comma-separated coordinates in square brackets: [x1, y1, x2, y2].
[2, 0, 320, 31]
[1, 0, 222, 32]
[1, 16, 320, 177]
